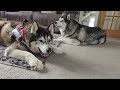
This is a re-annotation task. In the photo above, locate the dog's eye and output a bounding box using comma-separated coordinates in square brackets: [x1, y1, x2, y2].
[39, 40, 43, 42]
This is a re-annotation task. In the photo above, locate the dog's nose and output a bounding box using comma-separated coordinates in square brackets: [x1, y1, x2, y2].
[46, 48, 52, 53]
[54, 21, 57, 24]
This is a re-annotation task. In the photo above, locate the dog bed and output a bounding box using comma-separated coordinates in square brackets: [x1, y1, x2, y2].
[0, 34, 61, 71]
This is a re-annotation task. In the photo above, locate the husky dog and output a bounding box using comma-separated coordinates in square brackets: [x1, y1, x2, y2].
[0, 19, 63, 70]
[54, 11, 106, 45]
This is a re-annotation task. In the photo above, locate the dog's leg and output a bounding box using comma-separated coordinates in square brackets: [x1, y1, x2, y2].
[4, 42, 17, 56]
[7, 49, 44, 70]
[55, 37, 81, 46]
[4, 43, 44, 70]
[55, 34, 70, 40]
[54, 36, 63, 42]
[57, 36, 64, 39]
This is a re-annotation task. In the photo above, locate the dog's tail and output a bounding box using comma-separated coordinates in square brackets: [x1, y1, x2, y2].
[98, 31, 107, 44]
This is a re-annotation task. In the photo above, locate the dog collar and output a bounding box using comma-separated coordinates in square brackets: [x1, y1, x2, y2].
[15, 24, 24, 38]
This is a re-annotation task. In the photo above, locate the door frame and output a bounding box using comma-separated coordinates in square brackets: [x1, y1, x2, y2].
[98, 11, 120, 38]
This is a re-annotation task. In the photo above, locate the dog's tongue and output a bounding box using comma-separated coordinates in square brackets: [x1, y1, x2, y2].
[42, 53, 50, 58]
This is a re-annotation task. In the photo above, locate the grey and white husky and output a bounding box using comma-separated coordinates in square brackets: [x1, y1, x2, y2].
[54, 11, 106, 45]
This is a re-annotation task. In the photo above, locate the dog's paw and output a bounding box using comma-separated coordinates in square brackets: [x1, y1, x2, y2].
[36, 60, 44, 71]
[54, 38, 61, 42]
[29, 60, 44, 71]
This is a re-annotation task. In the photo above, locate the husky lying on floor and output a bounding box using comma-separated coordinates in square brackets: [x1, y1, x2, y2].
[54, 11, 106, 45]
[0, 19, 63, 70]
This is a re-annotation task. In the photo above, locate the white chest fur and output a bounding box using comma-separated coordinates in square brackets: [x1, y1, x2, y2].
[59, 28, 65, 36]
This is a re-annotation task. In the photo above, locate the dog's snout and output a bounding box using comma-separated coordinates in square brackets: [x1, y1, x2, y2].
[46, 48, 52, 53]
[54, 21, 57, 24]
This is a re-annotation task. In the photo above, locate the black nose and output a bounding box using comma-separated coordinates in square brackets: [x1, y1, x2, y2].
[46, 48, 52, 53]
[54, 21, 57, 24]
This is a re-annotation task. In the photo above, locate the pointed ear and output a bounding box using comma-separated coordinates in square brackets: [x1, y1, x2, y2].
[48, 23, 54, 35]
[30, 21, 38, 35]
[67, 14, 71, 20]
[22, 19, 28, 25]
[23, 19, 28, 23]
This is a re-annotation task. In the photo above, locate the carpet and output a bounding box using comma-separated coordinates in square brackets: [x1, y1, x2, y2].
[0, 37, 120, 79]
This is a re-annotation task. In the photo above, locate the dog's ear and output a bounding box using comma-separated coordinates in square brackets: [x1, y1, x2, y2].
[22, 19, 29, 25]
[23, 19, 28, 23]
[30, 21, 38, 35]
[67, 14, 71, 20]
[48, 23, 54, 35]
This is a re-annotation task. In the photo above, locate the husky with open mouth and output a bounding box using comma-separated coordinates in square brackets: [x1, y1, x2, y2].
[54, 11, 106, 45]
[0, 19, 63, 70]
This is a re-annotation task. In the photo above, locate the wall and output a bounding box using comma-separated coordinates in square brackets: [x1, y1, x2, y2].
[94, 11, 100, 27]
[79, 11, 100, 27]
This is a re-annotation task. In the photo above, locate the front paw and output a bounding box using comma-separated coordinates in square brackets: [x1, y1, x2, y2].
[54, 38, 62, 42]
[36, 60, 44, 71]
[29, 60, 44, 71]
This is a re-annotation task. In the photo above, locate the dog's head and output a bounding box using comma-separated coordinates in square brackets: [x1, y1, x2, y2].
[23, 20, 54, 58]
[54, 11, 71, 31]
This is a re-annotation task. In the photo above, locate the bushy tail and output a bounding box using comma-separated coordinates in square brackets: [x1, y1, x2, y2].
[98, 33, 106, 44]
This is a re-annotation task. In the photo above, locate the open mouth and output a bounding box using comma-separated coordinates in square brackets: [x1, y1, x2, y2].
[38, 47, 52, 58]
[42, 53, 50, 58]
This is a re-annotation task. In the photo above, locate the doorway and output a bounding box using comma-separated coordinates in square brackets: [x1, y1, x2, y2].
[98, 11, 120, 38]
